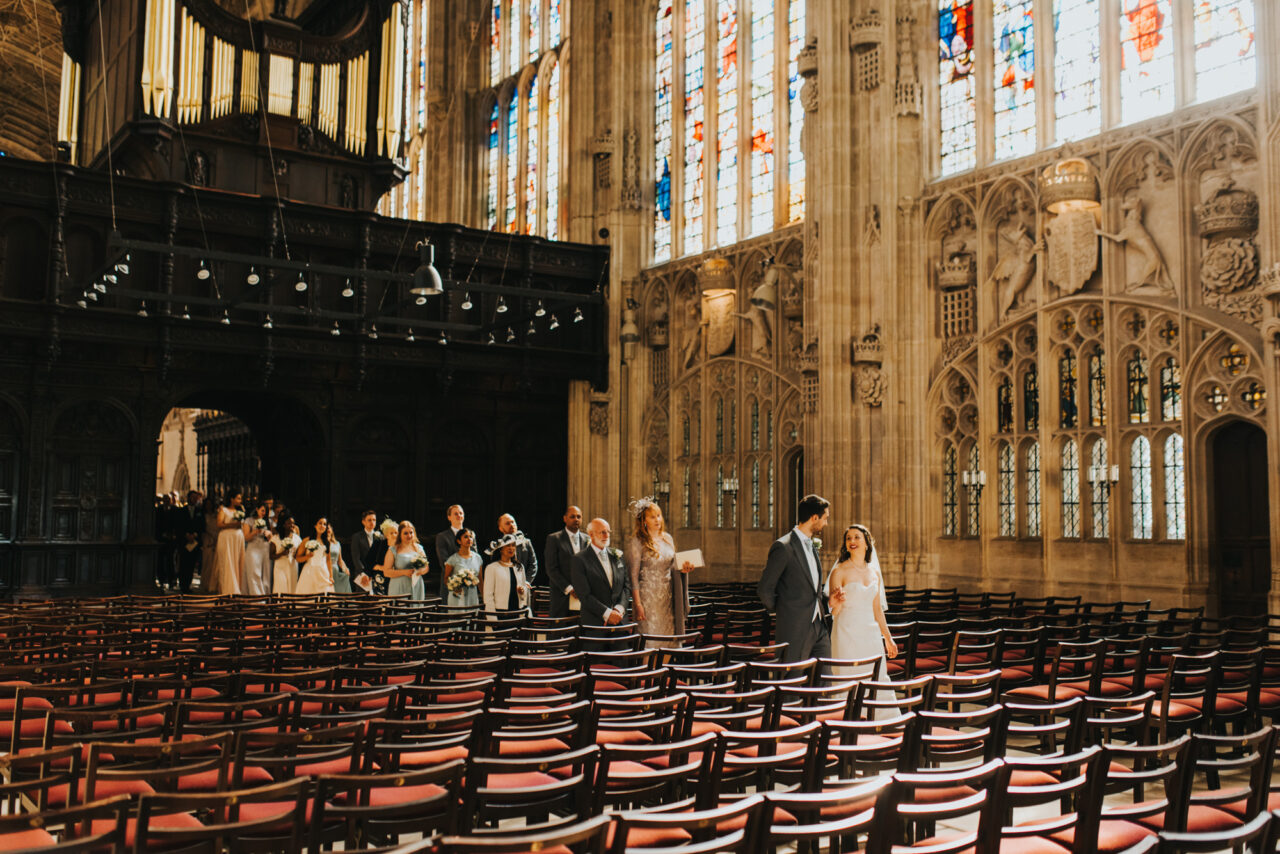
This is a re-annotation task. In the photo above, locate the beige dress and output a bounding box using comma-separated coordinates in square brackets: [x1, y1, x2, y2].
[210, 506, 244, 596]
[626, 535, 689, 646]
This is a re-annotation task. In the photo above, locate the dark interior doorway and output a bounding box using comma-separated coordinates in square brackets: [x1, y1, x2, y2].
[1212, 420, 1271, 616]
[785, 449, 804, 533]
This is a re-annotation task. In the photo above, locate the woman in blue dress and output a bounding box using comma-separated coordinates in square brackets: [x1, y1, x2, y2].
[444, 528, 482, 608]
[379, 520, 427, 600]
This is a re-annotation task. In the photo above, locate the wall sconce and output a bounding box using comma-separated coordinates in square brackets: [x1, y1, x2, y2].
[1086, 463, 1120, 494]
[722, 475, 740, 497]
[960, 469, 986, 498]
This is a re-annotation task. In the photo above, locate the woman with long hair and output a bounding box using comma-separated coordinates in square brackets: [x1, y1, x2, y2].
[241, 501, 272, 596]
[827, 524, 899, 715]
[295, 516, 336, 595]
[271, 516, 299, 594]
[209, 492, 245, 596]
[380, 521, 427, 600]
[625, 498, 693, 645]
[444, 528, 482, 608]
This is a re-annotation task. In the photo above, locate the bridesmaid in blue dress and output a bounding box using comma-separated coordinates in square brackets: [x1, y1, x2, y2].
[444, 528, 482, 608]
[380, 520, 427, 600]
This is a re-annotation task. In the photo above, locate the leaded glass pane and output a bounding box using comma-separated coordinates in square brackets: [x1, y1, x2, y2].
[1127, 354, 1150, 424]
[682, 415, 690, 456]
[715, 397, 724, 454]
[997, 377, 1014, 433]
[715, 0, 739, 247]
[527, 0, 540, 62]
[417, 0, 427, 132]
[751, 400, 760, 451]
[1164, 433, 1185, 539]
[943, 443, 958, 536]
[490, 0, 503, 86]
[1119, 0, 1174, 124]
[545, 61, 561, 240]
[1089, 437, 1109, 538]
[1088, 349, 1106, 427]
[509, 0, 523, 76]
[751, 459, 760, 527]
[998, 442, 1016, 536]
[550, 0, 561, 47]
[1023, 365, 1039, 431]
[716, 465, 724, 527]
[1194, 1, 1255, 99]
[524, 73, 539, 235]
[767, 459, 775, 526]
[1062, 440, 1080, 537]
[1160, 357, 1182, 421]
[486, 102, 500, 229]
[992, 0, 1035, 160]
[1053, 0, 1101, 142]
[965, 443, 981, 536]
[683, 0, 707, 255]
[1026, 442, 1041, 537]
[939, 0, 977, 174]
[683, 466, 691, 526]
[1130, 436, 1152, 539]
[787, 0, 804, 222]
[728, 399, 736, 453]
[505, 93, 519, 231]
[1059, 352, 1078, 428]
[655, 3, 674, 262]
[749, 0, 774, 236]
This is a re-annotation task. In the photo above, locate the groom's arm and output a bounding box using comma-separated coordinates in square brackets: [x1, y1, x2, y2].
[757, 539, 788, 610]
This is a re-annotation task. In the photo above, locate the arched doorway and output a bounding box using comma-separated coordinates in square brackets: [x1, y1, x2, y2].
[1211, 421, 1271, 616]
[784, 448, 804, 533]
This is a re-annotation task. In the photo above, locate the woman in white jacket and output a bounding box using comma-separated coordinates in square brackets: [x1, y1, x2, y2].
[482, 531, 532, 615]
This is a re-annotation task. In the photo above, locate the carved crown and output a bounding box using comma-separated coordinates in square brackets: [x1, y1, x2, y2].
[851, 324, 883, 366]
[797, 40, 818, 77]
[1195, 180, 1258, 238]
[937, 254, 976, 289]
[851, 10, 885, 48]
[1040, 158, 1099, 214]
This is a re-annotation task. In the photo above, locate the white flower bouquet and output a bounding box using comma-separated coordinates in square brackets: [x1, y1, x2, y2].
[253, 518, 267, 529]
[234, 509, 246, 522]
[447, 567, 479, 592]
[408, 555, 428, 574]
[304, 539, 322, 554]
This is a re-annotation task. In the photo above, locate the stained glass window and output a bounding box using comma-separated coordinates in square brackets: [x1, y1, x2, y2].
[938, 0, 977, 174]
[767, 459, 775, 526]
[683, 0, 706, 255]
[965, 443, 981, 536]
[714, 396, 724, 454]
[682, 415, 690, 456]
[1089, 437, 1109, 538]
[655, 3, 674, 262]
[1026, 441, 1041, 537]
[786, 0, 805, 224]
[1127, 353, 1150, 423]
[504, 92, 518, 231]
[509, 0, 522, 76]
[417, 0, 427, 131]
[992, 0, 1035, 159]
[1160, 357, 1181, 421]
[416, 147, 426, 220]
[715, 465, 724, 527]
[765, 406, 773, 448]
[715, 1, 738, 247]
[1130, 435, 1152, 539]
[749, 0, 774, 236]
[549, 0, 561, 46]
[682, 466, 691, 526]
[693, 468, 701, 525]
[1164, 433, 1185, 539]
[1059, 351, 1078, 428]
[490, 0, 502, 86]
[943, 442, 958, 536]
[485, 98, 498, 226]
[1194, 1, 1255, 99]
[1119, 0, 1174, 124]
[751, 459, 760, 527]
[1023, 365, 1039, 431]
[1088, 348, 1106, 426]
[524, 73, 539, 235]
[1053, 0, 1101, 141]
[998, 442, 1016, 536]
[1062, 439, 1080, 537]
[750, 400, 760, 450]
[527, 0, 540, 63]
[997, 377, 1014, 433]
[545, 61, 560, 240]
[728, 400, 736, 453]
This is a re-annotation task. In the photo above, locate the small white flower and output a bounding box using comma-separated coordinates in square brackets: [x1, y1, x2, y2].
[812, 537, 823, 551]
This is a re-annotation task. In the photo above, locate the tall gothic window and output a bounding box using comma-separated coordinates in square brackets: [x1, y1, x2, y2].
[767, 458, 775, 526]
[1088, 348, 1106, 427]
[943, 442, 958, 536]
[965, 443, 981, 537]
[937, 0, 1255, 173]
[1059, 351, 1078, 428]
[715, 464, 725, 527]
[682, 466, 691, 527]
[997, 377, 1014, 433]
[485, 0, 564, 236]
[714, 397, 724, 454]
[751, 458, 760, 527]
[1130, 435, 1153, 539]
[1023, 365, 1039, 431]
[1127, 353, 1150, 424]
[654, 0, 807, 262]
[1025, 441, 1041, 537]
[750, 400, 760, 450]
[1164, 433, 1185, 540]
[1061, 439, 1080, 537]
[1089, 437, 1109, 538]
[1160, 357, 1182, 421]
[997, 442, 1016, 536]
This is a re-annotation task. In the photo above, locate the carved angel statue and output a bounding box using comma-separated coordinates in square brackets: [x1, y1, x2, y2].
[735, 263, 780, 359]
[1096, 197, 1172, 293]
[989, 223, 1043, 319]
[680, 299, 702, 370]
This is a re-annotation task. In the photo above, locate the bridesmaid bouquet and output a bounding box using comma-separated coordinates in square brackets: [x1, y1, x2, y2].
[446, 567, 479, 592]
[253, 518, 268, 530]
[234, 509, 246, 522]
[408, 555, 428, 574]
[304, 539, 322, 554]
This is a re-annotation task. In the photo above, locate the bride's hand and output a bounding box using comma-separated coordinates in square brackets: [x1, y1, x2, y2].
[829, 598, 843, 618]
[884, 638, 899, 658]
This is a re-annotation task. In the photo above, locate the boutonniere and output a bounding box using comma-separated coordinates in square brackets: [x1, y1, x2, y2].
[608, 547, 622, 560]
[812, 537, 823, 551]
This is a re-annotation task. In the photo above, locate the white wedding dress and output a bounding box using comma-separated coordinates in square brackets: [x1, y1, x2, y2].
[830, 565, 900, 719]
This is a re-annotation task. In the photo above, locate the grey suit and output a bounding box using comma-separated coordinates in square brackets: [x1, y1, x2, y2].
[435, 528, 458, 597]
[544, 529, 587, 617]
[757, 530, 831, 663]
[569, 546, 630, 627]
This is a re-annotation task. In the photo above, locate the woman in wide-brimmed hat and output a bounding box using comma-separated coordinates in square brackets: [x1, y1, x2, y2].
[482, 531, 532, 615]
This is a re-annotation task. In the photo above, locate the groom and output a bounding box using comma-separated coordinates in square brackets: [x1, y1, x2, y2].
[758, 494, 843, 663]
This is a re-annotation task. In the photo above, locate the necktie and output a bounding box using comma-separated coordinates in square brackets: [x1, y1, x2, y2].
[599, 549, 612, 585]
[573, 532, 583, 553]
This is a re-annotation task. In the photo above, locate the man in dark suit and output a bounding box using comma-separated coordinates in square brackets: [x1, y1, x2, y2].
[176, 490, 204, 593]
[435, 504, 465, 597]
[496, 513, 538, 584]
[569, 517, 630, 626]
[544, 505, 586, 617]
[757, 494, 841, 663]
[350, 510, 379, 591]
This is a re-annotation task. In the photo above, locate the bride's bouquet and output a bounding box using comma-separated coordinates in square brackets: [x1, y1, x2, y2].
[304, 539, 322, 554]
[446, 567, 479, 592]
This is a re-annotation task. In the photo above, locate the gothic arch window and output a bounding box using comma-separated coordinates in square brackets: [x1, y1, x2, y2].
[682, 415, 691, 456]
[1058, 350, 1078, 429]
[1025, 441, 1041, 537]
[1088, 436, 1109, 538]
[714, 396, 724, 454]
[942, 442, 958, 537]
[1088, 347, 1106, 427]
[997, 441, 1016, 536]
[1163, 432, 1185, 540]
[997, 376, 1014, 433]
[682, 466, 691, 527]
[750, 399, 760, 451]
[1127, 352, 1150, 424]
[653, 0, 808, 263]
[715, 464, 725, 528]
[1130, 435, 1153, 539]
[750, 458, 761, 528]
[935, 0, 1256, 174]
[1159, 357, 1182, 421]
[484, 1, 564, 236]
[1061, 438, 1080, 538]
[378, 0, 429, 217]
[1022, 364, 1039, 431]
[964, 442, 981, 537]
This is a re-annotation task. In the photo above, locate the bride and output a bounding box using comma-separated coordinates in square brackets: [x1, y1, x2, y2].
[827, 524, 899, 714]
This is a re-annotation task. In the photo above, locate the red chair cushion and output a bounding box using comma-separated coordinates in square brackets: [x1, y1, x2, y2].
[1134, 804, 1242, 833]
[0, 828, 57, 850]
[90, 812, 206, 847]
[495, 738, 570, 757]
[1050, 819, 1155, 853]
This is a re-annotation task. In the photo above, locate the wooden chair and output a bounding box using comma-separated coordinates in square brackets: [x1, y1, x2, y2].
[435, 814, 611, 853]
[764, 776, 891, 854]
[460, 744, 600, 831]
[984, 745, 1109, 854]
[864, 759, 1004, 854]
[1155, 809, 1271, 853]
[606, 794, 767, 854]
[132, 777, 309, 853]
[0, 793, 130, 853]
[312, 759, 465, 852]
